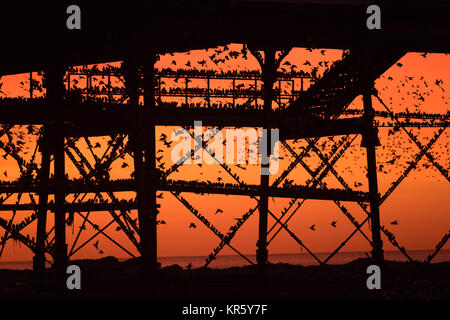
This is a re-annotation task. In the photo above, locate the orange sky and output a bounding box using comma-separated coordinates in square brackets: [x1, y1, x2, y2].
[0, 45, 449, 266]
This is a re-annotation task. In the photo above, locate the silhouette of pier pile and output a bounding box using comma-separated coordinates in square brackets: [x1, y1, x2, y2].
[0, 1, 449, 285]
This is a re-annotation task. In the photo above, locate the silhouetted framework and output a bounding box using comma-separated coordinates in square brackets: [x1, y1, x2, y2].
[0, 46, 448, 280]
[0, 2, 449, 289]
[64, 65, 315, 109]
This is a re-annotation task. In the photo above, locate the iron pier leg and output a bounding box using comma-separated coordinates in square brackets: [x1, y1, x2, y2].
[132, 131, 148, 266]
[142, 56, 158, 272]
[257, 171, 269, 268]
[44, 65, 67, 288]
[125, 57, 157, 275]
[53, 123, 67, 286]
[362, 86, 384, 265]
[257, 49, 275, 268]
[33, 127, 51, 273]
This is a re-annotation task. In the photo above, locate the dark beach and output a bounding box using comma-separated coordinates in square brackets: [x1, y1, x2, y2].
[0, 257, 448, 300]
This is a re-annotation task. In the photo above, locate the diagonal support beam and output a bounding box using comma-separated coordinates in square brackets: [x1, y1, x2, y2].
[375, 93, 450, 183]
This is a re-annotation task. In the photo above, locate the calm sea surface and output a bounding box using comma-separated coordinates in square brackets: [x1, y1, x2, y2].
[1, 250, 449, 270]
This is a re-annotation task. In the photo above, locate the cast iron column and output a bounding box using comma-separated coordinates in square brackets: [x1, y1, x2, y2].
[257, 48, 275, 267]
[33, 128, 51, 272]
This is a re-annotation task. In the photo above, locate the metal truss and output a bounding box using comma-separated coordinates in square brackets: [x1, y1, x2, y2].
[0, 47, 448, 280]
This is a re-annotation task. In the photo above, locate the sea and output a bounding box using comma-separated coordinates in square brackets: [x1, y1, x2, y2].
[1, 249, 449, 270]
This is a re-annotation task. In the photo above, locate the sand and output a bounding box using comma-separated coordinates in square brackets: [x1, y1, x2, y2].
[0, 256, 449, 300]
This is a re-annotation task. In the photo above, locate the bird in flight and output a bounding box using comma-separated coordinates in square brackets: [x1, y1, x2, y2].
[387, 158, 396, 165]
[390, 220, 399, 225]
[310, 224, 316, 231]
[215, 208, 223, 214]
[331, 221, 337, 228]
[189, 222, 197, 228]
